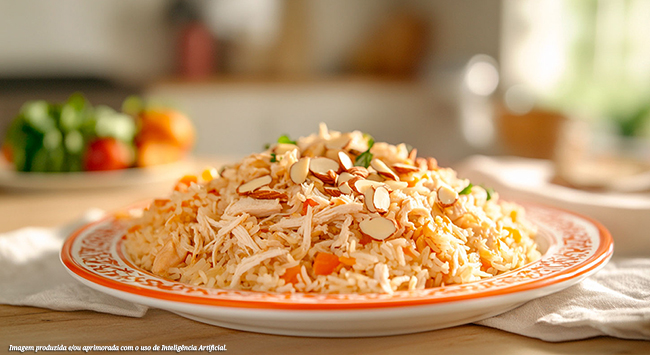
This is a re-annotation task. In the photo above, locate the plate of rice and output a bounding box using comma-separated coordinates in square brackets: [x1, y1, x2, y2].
[61, 125, 613, 337]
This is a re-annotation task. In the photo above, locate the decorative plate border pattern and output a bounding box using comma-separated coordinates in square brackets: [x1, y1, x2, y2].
[61, 203, 613, 310]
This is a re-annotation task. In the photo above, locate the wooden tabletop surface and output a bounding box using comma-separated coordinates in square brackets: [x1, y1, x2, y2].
[1, 159, 648, 354]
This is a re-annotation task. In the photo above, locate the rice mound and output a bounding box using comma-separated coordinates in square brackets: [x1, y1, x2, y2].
[125, 124, 540, 294]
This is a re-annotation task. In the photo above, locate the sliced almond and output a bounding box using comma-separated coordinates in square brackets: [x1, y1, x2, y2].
[289, 157, 310, 184]
[347, 133, 370, 154]
[324, 149, 339, 161]
[274, 143, 299, 156]
[437, 185, 458, 207]
[347, 176, 363, 193]
[372, 186, 391, 213]
[352, 178, 385, 195]
[427, 157, 438, 170]
[384, 180, 408, 191]
[323, 169, 338, 185]
[370, 158, 399, 181]
[337, 151, 354, 171]
[363, 187, 376, 212]
[416, 157, 428, 171]
[359, 217, 398, 241]
[337, 172, 354, 187]
[248, 186, 288, 201]
[338, 181, 353, 195]
[324, 186, 343, 197]
[309, 175, 326, 194]
[237, 175, 272, 194]
[325, 133, 352, 150]
[408, 148, 418, 163]
[309, 157, 340, 183]
[347, 166, 369, 178]
[366, 172, 385, 182]
[302, 142, 326, 157]
[392, 163, 419, 174]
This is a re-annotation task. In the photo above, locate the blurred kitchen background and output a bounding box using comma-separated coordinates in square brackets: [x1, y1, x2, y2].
[1, 0, 650, 177]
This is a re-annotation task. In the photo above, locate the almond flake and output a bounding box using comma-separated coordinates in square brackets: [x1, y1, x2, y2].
[337, 151, 353, 171]
[274, 143, 299, 156]
[427, 157, 438, 170]
[323, 170, 338, 185]
[289, 157, 310, 184]
[437, 185, 458, 207]
[352, 178, 385, 195]
[347, 166, 369, 178]
[392, 163, 419, 174]
[363, 187, 376, 212]
[384, 180, 408, 191]
[237, 175, 272, 194]
[302, 142, 326, 157]
[366, 172, 384, 182]
[337, 172, 354, 187]
[248, 187, 288, 201]
[324, 149, 340, 161]
[338, 181, 353, 195]
[324, 186, 343, 197]
[370, 158, 399, 180]
[325, 134, 352, 150]
[359, 217, 398, 241]
[372, 186, 390, 213]
[309, 157, 340, 183]
[408, 148, 418, 163]
[415, 157, 428, 171]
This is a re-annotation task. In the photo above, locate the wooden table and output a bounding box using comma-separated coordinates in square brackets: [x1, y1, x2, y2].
[1, 163, 648, 354]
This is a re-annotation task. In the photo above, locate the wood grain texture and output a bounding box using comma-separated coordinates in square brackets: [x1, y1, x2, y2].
[2, 306, 649, 355]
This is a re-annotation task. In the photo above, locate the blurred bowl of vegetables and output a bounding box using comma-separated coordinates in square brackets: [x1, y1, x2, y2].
[0, 93, 196, 189]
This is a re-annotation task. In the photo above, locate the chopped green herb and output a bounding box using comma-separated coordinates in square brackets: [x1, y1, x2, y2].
[354, 133, 375, 168]
[270, 153, 278, 162]
[459, 183, 473, 195]
[484, 186, 495, 201]
[363, 133, 375, 149]
[263, 143, 270, 150]
[354, 150, 373, 168]
[277, 134, 296, 145]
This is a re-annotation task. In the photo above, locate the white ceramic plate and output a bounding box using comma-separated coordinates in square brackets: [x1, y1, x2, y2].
[0, 157, 194, 190]
[61, 203, 613, 337]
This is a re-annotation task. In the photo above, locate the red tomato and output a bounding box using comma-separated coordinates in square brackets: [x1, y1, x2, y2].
[84, 138, 133, 171]
[1, 143, 12, 163]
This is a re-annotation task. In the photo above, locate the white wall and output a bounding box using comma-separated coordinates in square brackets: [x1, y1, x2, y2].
[0, 0, 174, 84]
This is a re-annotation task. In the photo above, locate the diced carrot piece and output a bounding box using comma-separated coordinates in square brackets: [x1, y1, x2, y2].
[359, 233, 373, 246]
[338, 256, 356, 267]
[174, 175, 198, 191]
[313, 252, 341, 276]
[301, 199, 318, 215]
[281, 265, 302, 284]
[402, 246, 417, 259]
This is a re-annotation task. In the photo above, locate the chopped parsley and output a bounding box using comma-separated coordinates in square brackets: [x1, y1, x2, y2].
[270, 153, 278, 162]
[354, 134, 375, 168]
[459, 183, 473, 195]
[459, 182, 495, 200]
[277, 134, 297, 145]
[484, 186, 495, 201]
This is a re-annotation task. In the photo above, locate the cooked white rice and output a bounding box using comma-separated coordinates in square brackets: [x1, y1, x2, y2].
[125, 124, 540, 294]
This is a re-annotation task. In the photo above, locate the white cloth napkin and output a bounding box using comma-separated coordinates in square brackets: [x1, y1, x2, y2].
[476, 258, 650, 341]
[0, 209, 148, 317]
[457, 155, 650, 341]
